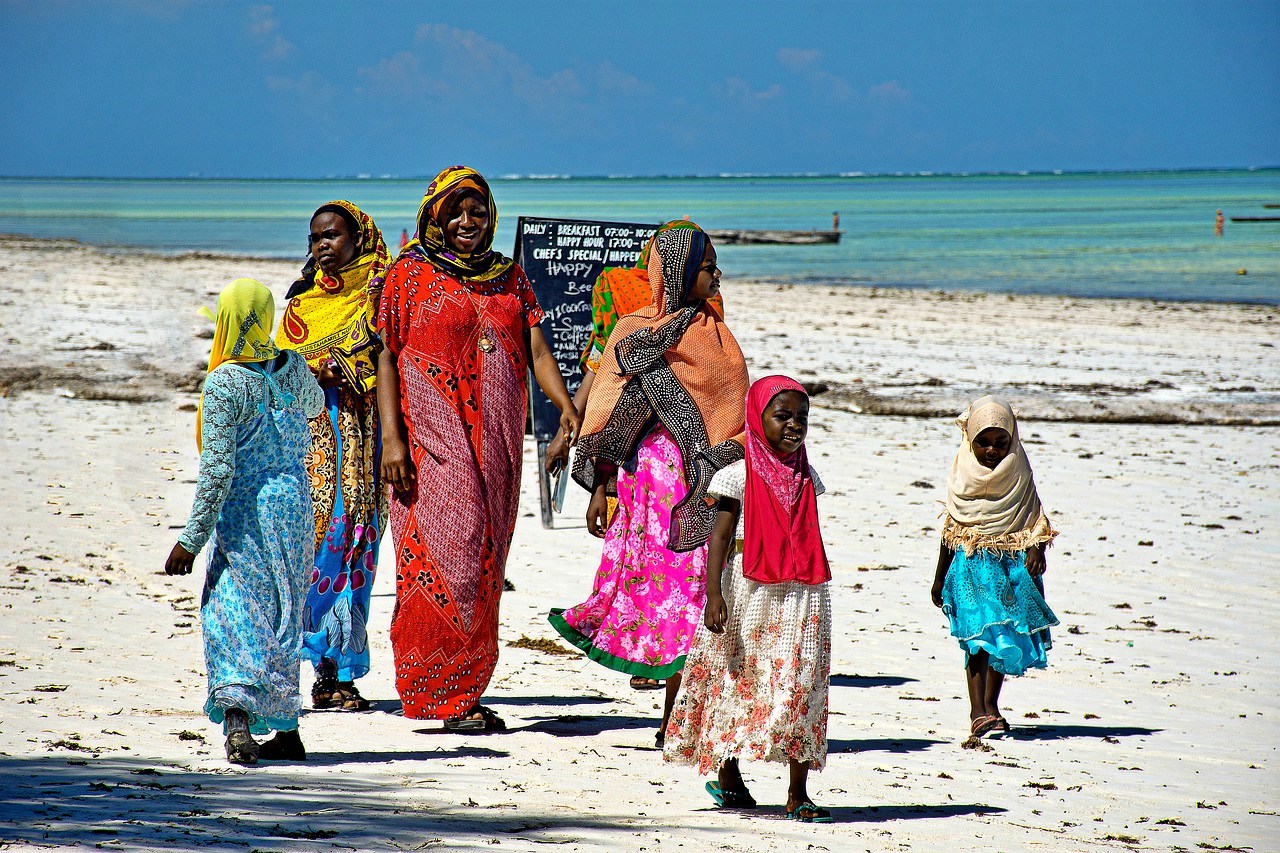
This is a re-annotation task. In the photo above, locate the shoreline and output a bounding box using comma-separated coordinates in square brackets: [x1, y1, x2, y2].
[0, 235, 1276, 427]
[3, 232, 1279, 309]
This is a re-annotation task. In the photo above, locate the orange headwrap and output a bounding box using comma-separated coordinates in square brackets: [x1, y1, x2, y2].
[572, 224, 748, 551]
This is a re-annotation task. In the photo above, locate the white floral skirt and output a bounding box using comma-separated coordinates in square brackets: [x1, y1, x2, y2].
[664, 558, 831, 773]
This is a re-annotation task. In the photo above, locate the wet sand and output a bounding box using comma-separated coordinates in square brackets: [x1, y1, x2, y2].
[1, 236, 1277, 851]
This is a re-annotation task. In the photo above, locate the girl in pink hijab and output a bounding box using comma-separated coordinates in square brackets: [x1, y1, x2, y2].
[664, 376, 833, 823]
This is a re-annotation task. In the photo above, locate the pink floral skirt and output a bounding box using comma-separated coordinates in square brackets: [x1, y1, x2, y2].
[549, 426, 707, 680]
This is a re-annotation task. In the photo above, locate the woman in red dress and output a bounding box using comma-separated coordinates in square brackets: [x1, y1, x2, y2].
[377, 166, 580, 729]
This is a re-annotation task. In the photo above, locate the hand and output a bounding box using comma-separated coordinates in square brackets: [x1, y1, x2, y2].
[1025, 546, 1047, 578]
[545, 429, 569, 475]
[704, 593, 728, 634]
[586, 488, 610, 538]
[930, 579, 944, 608]
[166, 542, 196, 576]
[316, 360, 345, 389]
[558, 406, 583, 448]
[381, 438, 417, 499]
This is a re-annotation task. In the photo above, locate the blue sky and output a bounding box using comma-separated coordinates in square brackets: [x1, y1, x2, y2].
[4, 0, 1278, 177]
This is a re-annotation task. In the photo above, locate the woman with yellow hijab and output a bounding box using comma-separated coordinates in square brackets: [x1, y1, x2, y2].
[166, 278, 324, 765]
[277, 200, 389, 712]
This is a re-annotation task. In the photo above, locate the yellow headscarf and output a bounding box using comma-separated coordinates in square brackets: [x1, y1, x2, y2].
[277, 200, 388, 393]
[196, 278, 280, 450]
[400, 165, 514, 282]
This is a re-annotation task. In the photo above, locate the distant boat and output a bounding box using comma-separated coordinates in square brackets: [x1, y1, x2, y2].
[707, 229, 841, 245]
[1229, 216, 1280, 222]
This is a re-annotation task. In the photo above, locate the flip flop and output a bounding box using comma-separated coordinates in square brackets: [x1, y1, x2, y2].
[705, 780, 757, 810]
[992, 716, 1011, 735]
[787, 801, 833, 823]
[970, 715, 1000, 737]
[444, 704, 507, 732]
[629, 676, 663, 690]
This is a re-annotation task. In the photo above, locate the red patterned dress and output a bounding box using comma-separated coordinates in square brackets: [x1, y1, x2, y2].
[378, 254, 543, 719]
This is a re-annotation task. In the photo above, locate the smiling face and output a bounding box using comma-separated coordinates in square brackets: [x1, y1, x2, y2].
[442, 191, 491, 255]
[972, 426, 1012, 469]
[761, 390, 809, 455]
[684, 242, 721, 304]
[309, 211, 359, 273]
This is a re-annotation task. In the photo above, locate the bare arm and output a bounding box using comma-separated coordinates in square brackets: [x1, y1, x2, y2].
[545, 369, 594, 473]
[931, 540, 955, 608]
[377, 346, 416, 498]
[524, 325, 582, 444]
[704, 498, 741, 633]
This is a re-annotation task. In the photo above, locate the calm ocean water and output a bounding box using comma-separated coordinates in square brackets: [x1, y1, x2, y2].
[1, 170, 1277, 304]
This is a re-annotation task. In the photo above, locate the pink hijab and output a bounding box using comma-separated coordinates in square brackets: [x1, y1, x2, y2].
[742, 376, 830, 586]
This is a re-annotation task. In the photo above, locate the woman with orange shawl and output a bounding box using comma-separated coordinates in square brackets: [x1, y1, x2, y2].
[377, 166, 580, 731]
[277, 200, 389, 712]
[549, 223, 748, 745]
[545, 220, 722, 470]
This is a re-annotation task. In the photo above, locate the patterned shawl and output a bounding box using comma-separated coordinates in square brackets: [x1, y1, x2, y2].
[943, 395, 1058, 555]
[742, 376, 830, 586]
[278, 200, 388, 393]
[572, 224, 749, 552]
[579, 219, 724, 373]
[400, 165, 514, 283]
[196, 278, 280, 450]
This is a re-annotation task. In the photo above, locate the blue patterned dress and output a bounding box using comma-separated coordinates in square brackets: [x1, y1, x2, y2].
[178, 351, 324, 733]
[941, 548, 1058, 676]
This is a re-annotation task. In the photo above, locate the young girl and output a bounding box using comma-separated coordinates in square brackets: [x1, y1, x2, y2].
[165, 278, 324, 765]
[931, 395, 1058, 738]
[665, 376, 834, 823]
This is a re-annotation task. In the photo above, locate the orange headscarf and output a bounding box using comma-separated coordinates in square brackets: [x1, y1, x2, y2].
[572, 224, 748, 552]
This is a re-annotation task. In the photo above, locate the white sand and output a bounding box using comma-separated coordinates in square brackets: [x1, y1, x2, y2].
[1, 237, 1277, 851]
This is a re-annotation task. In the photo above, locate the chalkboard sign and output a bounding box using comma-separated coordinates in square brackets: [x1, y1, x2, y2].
[514, 216, 657, 441]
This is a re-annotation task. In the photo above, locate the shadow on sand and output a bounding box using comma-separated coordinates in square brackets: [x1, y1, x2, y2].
[1006, 724, 1160, 741]
[829, 674, 919, 688]
[0, 754, 654, 850]
[828, 737, 944, 755]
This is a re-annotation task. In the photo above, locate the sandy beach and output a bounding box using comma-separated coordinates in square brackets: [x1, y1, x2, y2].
[1, 234, 1277, 851]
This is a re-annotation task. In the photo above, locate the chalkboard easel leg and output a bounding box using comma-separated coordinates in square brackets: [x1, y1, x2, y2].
[536, 439, 554, 529]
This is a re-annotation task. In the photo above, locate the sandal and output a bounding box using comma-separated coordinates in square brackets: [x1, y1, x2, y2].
[992, 716, 1011, 735]
[629, 676, 663, 690]
[225, 730, 259, 766]
[706, 780, 756, 809]
[787, 801, 833, 823]
[331, 681, 371, 712]
[443, 704, 506, 732]
[258, 730, 306, 761]
[311, 659, 339, 710]
[655, 729, 665, 749]
[970, 715, 1000, 737]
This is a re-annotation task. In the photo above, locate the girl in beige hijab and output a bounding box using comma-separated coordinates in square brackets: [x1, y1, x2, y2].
[930, 395, 1058, 738]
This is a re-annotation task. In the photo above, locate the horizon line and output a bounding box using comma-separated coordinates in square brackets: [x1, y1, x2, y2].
[1, 165, 1278, 182]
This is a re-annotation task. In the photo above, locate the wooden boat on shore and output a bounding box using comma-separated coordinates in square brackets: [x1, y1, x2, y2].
[707, 228, 841, 245]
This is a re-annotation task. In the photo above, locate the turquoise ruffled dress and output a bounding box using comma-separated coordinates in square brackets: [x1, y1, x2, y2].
[941, 548, 1057, 676]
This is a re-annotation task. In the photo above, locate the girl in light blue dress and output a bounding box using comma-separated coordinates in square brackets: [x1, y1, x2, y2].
[166, 278, 324, 765]
[930, 395, 1058, 739]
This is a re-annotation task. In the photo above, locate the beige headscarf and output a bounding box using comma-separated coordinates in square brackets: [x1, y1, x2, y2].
[942, 395, 1057, 555]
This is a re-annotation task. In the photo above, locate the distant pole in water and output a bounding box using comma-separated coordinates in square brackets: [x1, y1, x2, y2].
[832, 211, 840, 231]
[1215, 210, 1225, 238]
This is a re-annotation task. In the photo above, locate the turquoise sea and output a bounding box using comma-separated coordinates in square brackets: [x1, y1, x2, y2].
[1, 170, 1277, 304]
